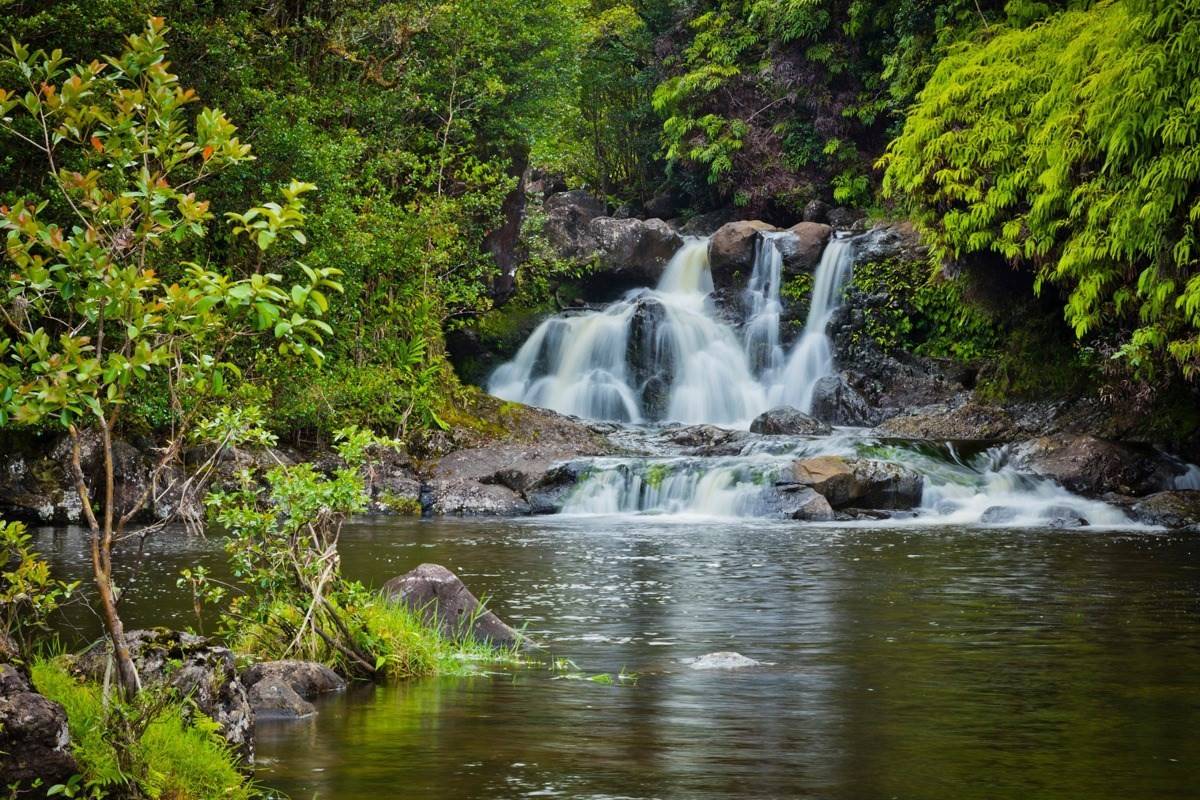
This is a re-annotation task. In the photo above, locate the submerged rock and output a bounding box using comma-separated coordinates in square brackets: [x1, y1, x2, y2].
[382, 564, 527, 649]
[0, 663, 78, 793]
[1042, 505, 1090, 529]
[689, 652, 761, 670]
[749, 407, 831, 436]
[1131, 491, 1200, 528]
[981, 505, 1019, 524]
[73, 629, 254, 760]
[241, 660, 346, 719]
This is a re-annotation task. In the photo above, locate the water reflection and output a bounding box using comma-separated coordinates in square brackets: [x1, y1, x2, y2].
[33, 518, 1200, 799]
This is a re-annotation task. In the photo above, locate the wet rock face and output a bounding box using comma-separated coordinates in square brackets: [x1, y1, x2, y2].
[790, 456, 924, 510]
[1014, 435, 1182, 497]
[0, 663, 79, 794]
[749, 407, 831, 436]
[240, 661, 346, 719]
[525, 462, 589, 515]
[590, 217, 685, 286]
[627, 298, 674, 419]
[1131, 491, 1200, 528]
[382, 564, 527, 649]
[875, 402, 1018, 441]
[74, 629, 254, 761]
[542, 190, 606, 259]
[772, 485, 835, 520]
[809, 375, 878, 427]
[852, 221, 926, 263]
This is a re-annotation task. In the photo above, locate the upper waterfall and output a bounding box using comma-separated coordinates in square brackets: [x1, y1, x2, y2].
[489, 233, 854, 427]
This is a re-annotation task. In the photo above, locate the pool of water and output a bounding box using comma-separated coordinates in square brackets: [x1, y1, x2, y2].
[34, 517, 1200, 800]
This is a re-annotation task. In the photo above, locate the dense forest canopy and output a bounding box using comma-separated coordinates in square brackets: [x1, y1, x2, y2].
[2, 0, 1198, 444]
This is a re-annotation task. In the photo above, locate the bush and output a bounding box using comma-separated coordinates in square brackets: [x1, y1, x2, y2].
[31, 659, 255, 800]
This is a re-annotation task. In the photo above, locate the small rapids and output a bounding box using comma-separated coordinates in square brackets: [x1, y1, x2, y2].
[559, 437, 1140, 527]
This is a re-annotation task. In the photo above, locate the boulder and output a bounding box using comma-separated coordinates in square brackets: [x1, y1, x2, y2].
[425, 481, 531, 516]
[1014, 434, 1181, 497]
[708, 220, 778, 287]
[775, 222, 832, 274]
[827, 207, 863, 230]
[750, 407, 831, 436]
[1131, 491, 1200, 528]
[689, 652, 760, 670]
[0, 663, 78, 793]
[73, 629, 254, 760]
[241, 660, 345, 719]
[791, 456, 924, 510]
[589, 217, 684, 285]
[802, 199, 831, 224]
[643, 191, 680, 220]
[810, 374, 877, 427]
[773, 485, 835, 521]
[659, 425, 753, 456]
[542, 190, 606, 259]
[382, 564, 527, 649]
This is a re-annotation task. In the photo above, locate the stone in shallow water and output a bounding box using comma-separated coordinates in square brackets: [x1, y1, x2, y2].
[981, 505, 1019, 524]
[689, 652, 761, 670]
[1042, 505, 1089, 529]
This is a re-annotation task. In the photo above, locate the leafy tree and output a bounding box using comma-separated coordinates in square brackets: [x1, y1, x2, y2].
[882, 0, 1200, 381]
[0, 18, 340, 697]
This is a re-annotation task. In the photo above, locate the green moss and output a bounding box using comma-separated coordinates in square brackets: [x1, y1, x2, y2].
[379, 492, 422, 516]
[643, 462, 672, 490]
[31, 658, 255, 800]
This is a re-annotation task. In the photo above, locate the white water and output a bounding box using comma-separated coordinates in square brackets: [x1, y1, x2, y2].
[774, 237, 854, 412]
[492, 231, 1152, 528]
[490, 234, 851, 425]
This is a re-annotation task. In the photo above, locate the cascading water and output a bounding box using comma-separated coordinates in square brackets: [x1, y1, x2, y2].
[490, 233, 852, 425]
[774, 236, 854, 412]
[489, 231, 1171, 527]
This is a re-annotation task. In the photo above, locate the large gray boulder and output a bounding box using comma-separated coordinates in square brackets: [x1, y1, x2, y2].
[74, 629, 254, 760]
[853, 221, 926, 263]
[772, 485, 835, 520]
[708, 220, 778, 287]
[382, 564, 527, 649]
[1131, 491, 1200, 528]
[240, 660, 346, 719]
[0, 663, 78, 794]
[750, 407, 831, 436]
[589, 217, 684, 285]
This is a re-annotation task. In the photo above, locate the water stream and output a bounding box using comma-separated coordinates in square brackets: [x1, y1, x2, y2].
[33, 520, 1200, 800]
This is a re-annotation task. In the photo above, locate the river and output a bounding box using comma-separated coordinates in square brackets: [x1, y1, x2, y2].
[35, 517, 1200, 799]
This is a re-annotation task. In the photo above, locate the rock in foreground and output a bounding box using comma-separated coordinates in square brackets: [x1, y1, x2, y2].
[0, 662, 78, 793]
[790, 456, 924, 510]
[1131, 491, 1200, 528]
[382, 564, 527, 649]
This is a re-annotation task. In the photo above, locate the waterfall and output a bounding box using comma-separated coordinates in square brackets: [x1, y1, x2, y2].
[490, 238, 769, 426]
[775, 237, 854, 412]
[490, 232, 857, 426]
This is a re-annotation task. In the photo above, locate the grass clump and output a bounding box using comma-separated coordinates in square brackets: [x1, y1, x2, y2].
[31, 658, 256, 800]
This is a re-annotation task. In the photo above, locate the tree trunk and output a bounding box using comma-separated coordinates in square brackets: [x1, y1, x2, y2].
[69, 426, 141, 699]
